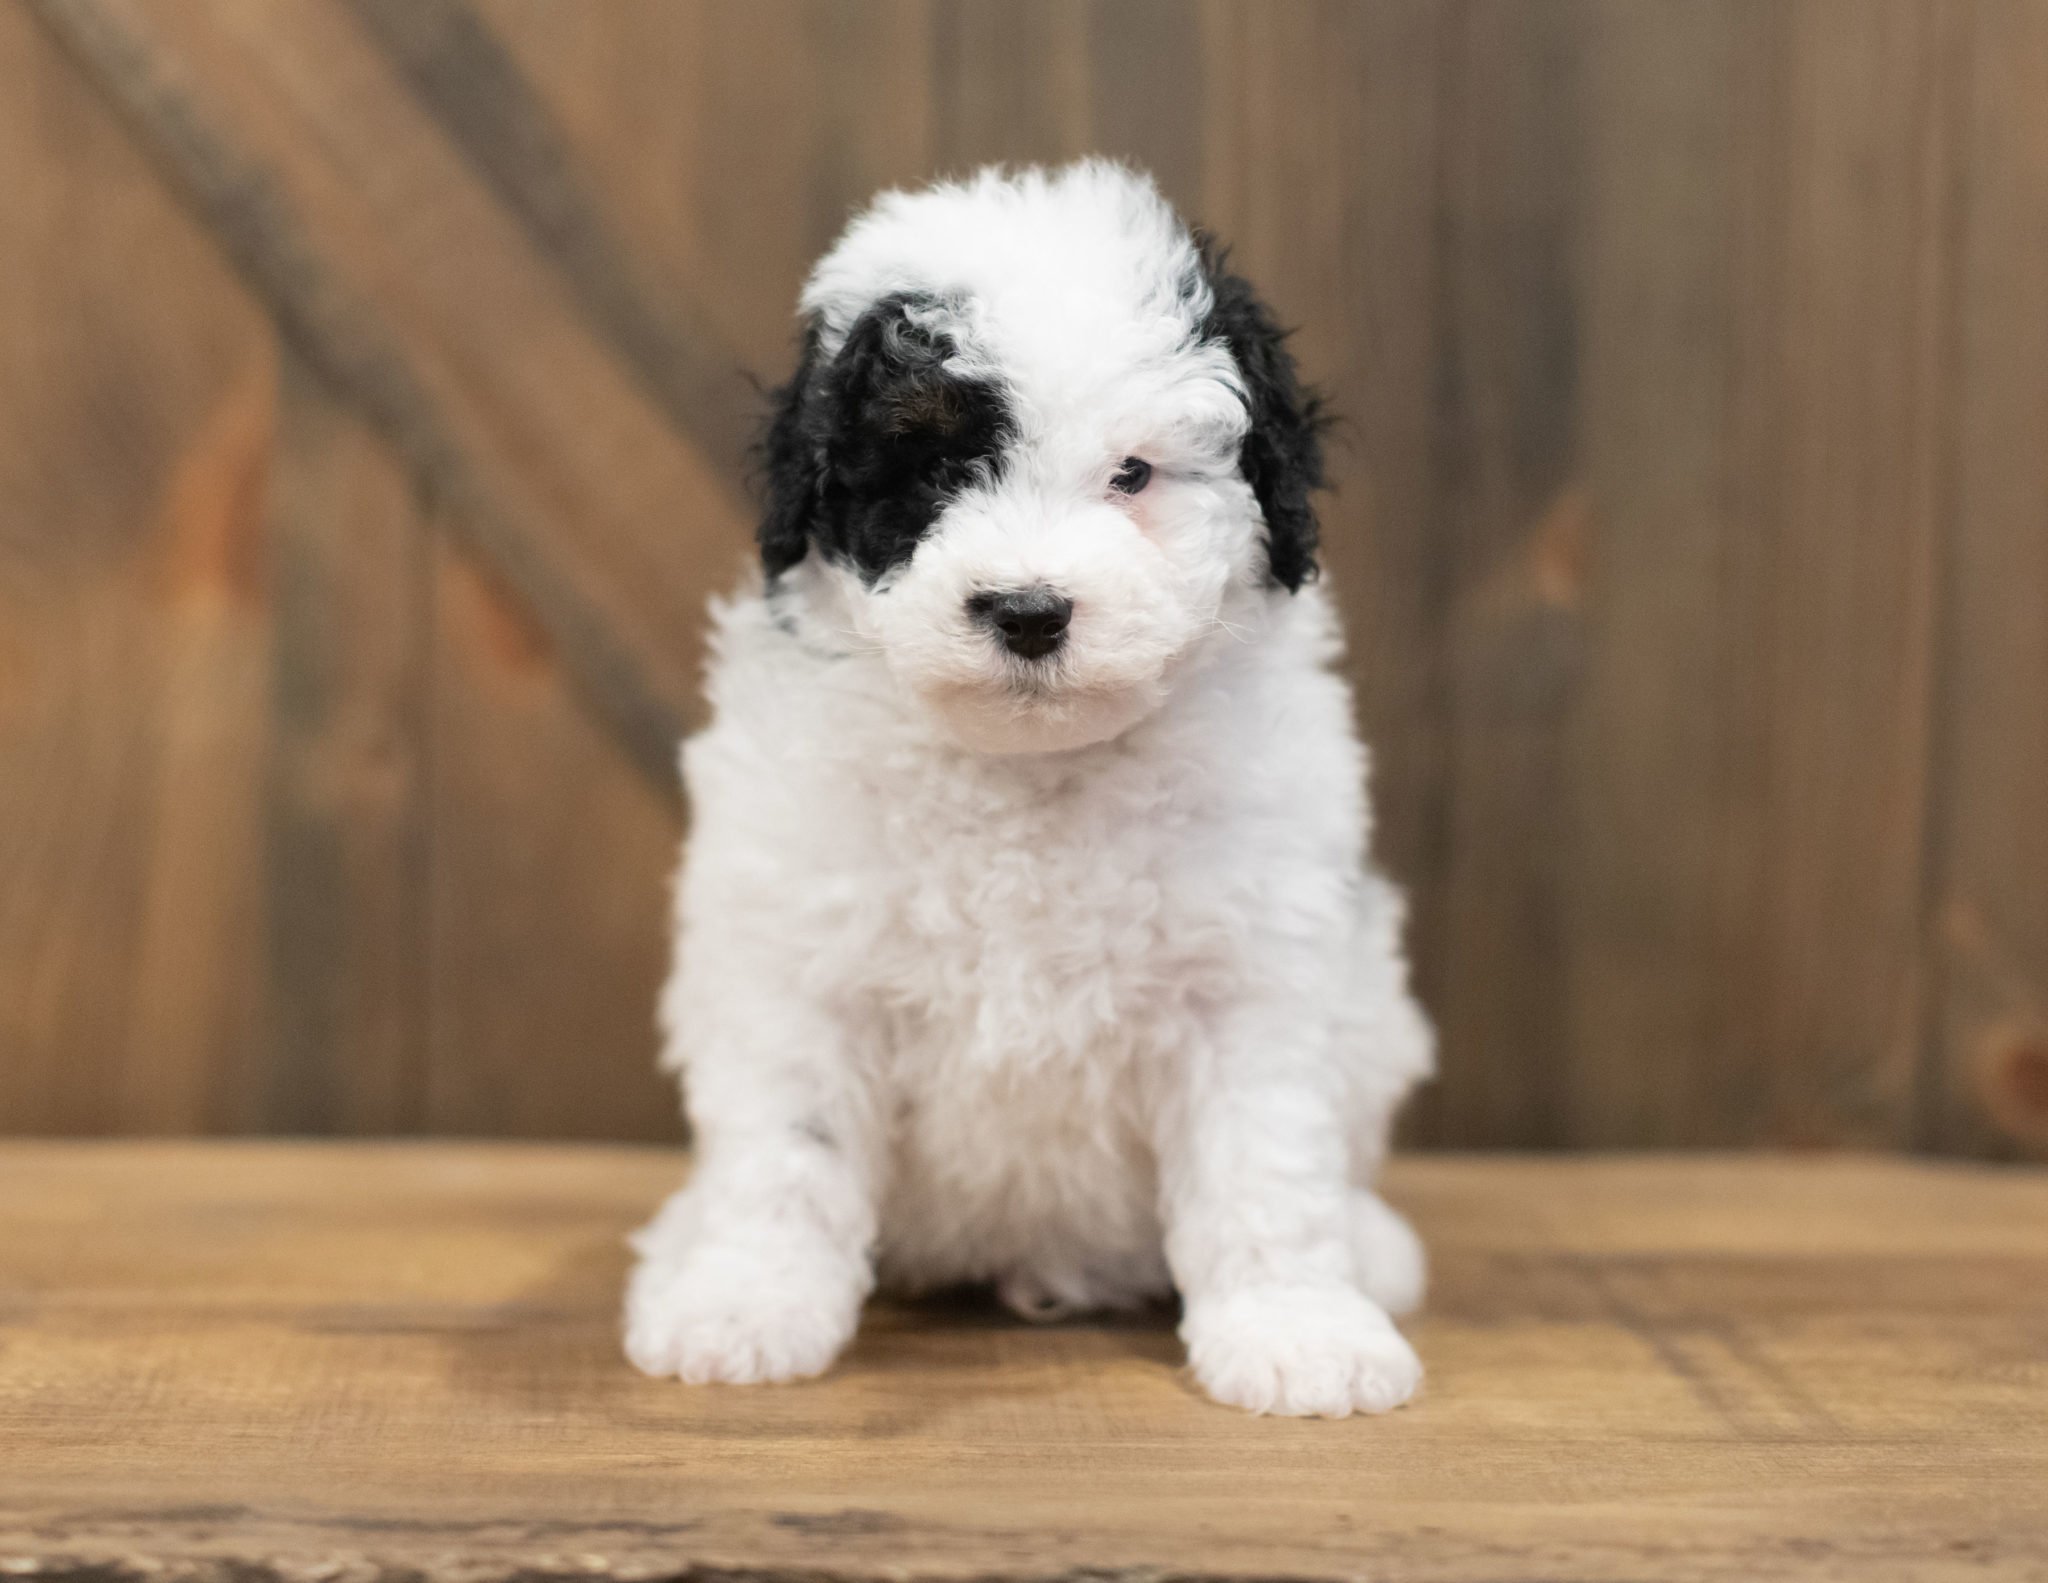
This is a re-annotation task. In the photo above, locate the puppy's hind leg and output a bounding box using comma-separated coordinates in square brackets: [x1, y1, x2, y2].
[1348, 1189, 1426, 1317]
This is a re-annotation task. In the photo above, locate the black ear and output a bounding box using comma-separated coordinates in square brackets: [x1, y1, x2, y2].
[1196, 239, 1327, 592]
[757, 321, 825, 580]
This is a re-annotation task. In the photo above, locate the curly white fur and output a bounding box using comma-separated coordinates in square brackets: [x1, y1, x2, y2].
[625, 163, 1434, 1417]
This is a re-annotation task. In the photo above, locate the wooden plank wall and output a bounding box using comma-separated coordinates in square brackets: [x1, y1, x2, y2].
[0, 0, 2042, 1156]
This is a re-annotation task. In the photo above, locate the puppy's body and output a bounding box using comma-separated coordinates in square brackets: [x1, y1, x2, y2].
[671, 572, 1426, 1313]
[627, 163, 1433, 1416]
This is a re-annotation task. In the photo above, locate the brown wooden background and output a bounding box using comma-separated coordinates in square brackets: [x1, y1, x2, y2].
[2, 0, 2044, 1157]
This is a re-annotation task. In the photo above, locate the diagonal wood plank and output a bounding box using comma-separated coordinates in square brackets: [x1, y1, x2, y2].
[470, 0, 938, 379]
[341, 0, 759, 488]
[28, 0, 756, 797]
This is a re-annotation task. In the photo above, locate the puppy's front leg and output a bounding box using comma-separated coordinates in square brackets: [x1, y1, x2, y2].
[1159, 1001, 1422, 1417]
[625, 993, 878, 1385]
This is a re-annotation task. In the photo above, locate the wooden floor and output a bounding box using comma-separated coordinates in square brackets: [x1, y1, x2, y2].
[0, 1145, 2043, 1582]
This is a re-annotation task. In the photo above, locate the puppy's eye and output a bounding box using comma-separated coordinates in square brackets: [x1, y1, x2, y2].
[1110, 457, 1152, 495]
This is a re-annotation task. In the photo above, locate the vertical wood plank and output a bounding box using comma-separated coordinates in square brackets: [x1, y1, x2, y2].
[425, 542, 682, 1142]
[1420, 0, 1588, 1147]
[688, 1, 853, 366]
[262, 351, 430, 1133]
[1714, 0, 1963, 1147]
[0, 0, 273, 1133]
[1559, 1, 1759, 1145]
[1300, 0, 1450, 969]
[114, 352, 276, 1131]
[800, 1, 939, 255]
[1082, 0, 1205, 213]
[931, 0, 1091, 170]
[1409, 0, 1963, 1150]
[1923, 0, 2048, 1160]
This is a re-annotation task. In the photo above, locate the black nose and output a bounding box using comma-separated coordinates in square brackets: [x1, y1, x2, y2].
[968, 588, 1073, 660]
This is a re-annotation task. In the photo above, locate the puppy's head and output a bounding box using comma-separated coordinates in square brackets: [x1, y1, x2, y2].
[760, 162, 1324, 754]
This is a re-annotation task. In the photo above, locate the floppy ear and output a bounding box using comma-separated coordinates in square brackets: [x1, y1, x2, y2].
[757, 321, 825, 580]
[1196, 240, 1328, 592]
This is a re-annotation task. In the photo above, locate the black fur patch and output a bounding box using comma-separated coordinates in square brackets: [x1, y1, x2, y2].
[758, 293, 1013, 582]
[1193, 237, 1328, 592]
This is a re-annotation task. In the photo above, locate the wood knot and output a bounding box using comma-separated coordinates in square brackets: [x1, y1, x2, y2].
[1528, 484, 1591, 609]
[1977, 1024, 2048, 1148]
[157, 357, 275, 612]
[449, 551, 553, 676]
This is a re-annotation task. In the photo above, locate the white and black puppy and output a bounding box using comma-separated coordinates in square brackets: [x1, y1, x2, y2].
[625, 161, 1433, 1417]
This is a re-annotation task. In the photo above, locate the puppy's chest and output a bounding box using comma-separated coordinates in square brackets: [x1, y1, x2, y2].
[851, 765, 1222, 1069]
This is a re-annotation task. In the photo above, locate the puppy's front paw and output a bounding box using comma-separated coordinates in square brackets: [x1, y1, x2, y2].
[623, 1238, 864, 1385]
[1182, 1284, 1422, 1417]
[1349, 1189, 1428, 1317]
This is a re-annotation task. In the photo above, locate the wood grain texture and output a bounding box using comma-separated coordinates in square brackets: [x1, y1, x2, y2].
[1720, 0, 1962, 1150]
[1562, 0, 1757, 1147]
[29, 0, 741, 790]
[425, 539, 682, 1142]
[1559, 0, 1966, 1149]
[470, 0, 937, 398]
[1421, 0, 1589, 1148]
[5, 1, 2046, 1151]
[0, 1, 273, 1133]
[342, 0, 759, 488]
[0, 1142, 2044, 1581]
[262, 352, 430, 1133]
[1922, 0, 2048, 1161]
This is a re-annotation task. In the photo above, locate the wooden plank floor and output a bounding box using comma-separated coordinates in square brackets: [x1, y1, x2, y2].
[0, 1144, 2043, 1582]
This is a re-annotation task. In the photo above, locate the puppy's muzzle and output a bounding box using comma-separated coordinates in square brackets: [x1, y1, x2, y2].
[968, 588, 1073, 661]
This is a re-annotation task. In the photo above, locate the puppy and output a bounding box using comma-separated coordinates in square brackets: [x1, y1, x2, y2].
[625, 161, 1433, 1417]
